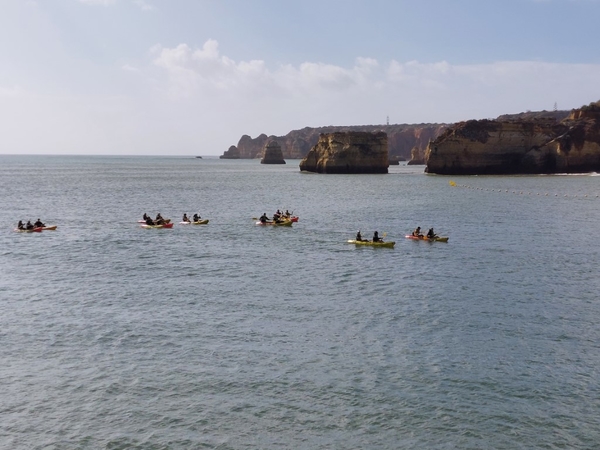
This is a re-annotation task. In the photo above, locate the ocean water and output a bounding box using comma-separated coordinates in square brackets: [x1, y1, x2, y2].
[1, 155, 600, 449]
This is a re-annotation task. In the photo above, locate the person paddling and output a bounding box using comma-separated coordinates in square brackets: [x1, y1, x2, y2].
[26, 220, 34, 230]
[356, 230, 363, 241]
[427, 228, 437, 239]
[193, 213, 201, 222]
[412, 227, 423, 237]
[259, 213, 269, 224]
[373, 231, 382, 242]
[17, 220, 25, 230]
[182, 213, 189, 223]
[34, 218, 45, 228]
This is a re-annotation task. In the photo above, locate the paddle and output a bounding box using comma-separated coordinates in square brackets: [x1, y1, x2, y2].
[449, 180, 456, 187]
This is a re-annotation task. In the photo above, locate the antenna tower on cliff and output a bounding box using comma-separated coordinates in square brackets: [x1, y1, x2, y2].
[386, 115, 389, 126]
[554, 102, 558, 112]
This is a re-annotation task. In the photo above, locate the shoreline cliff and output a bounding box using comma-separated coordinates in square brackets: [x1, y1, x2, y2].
[425, 103, 600, 175]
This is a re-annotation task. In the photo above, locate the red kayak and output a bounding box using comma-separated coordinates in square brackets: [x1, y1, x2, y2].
[15, 227, 43, 233]
[141, 223, 174, 229]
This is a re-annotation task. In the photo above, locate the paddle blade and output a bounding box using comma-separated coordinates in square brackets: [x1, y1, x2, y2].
[449, 180, 456, 187]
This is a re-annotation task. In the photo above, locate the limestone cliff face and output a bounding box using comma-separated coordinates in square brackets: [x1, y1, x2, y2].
[237, 134, 269, 159]
[260, 140, 286, 164]
[299, 131, 388, 174]
[425, 103, 600, 174]
[407, 146, 425, 165]
[219, 145, 240, 159]
[223, 124, 446, 160]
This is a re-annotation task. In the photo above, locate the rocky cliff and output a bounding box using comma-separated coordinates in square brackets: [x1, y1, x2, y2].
[261, 140, 286, 164]
[224, 124, 446, 161]
[299, 131, 388, 174]
[220, 145, 240, 159]
[425, 102, 600, 175]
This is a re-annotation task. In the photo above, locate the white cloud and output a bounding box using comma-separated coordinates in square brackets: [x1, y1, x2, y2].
[149, 39, 600, 127]
[77, 0, 117, 5]
[133, 0, 156, 11]
[0, 85, 23, 97]
[77, 0, 156, 9]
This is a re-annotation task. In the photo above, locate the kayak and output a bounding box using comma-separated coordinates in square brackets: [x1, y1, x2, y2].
[180, 219, 209, 225]
[405, 235, 449, 242]
[255, 220, 293, 227]
[15, 227, 43, 233]
[290, 216, 299, 222]
[42, 225, 57, 230]
[138, 218, 171, 224]
[141, 223, 174, 229]
[347, 239, 395, 248]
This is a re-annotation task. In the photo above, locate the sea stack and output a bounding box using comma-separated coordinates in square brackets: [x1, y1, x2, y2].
[260, 140, 286, 164]
[299, 131, 388, 174]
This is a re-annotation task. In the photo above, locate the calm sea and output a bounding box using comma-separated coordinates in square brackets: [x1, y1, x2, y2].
[1, 155, 599, 449]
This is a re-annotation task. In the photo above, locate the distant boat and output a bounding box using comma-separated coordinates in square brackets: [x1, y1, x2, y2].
[195, 156, 202, 159]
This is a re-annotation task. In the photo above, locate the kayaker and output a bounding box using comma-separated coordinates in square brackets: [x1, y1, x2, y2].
[427, 228, 436, 239]
[259, 213, 269, 224]
[143, 213, 149, 221]
[356, 230, 363, 241]
[17, 220, 25, 230]
[373, 231, 382, 242]
[193, 213, 200, 222]
[26, 220, 34, 230]
[34, 218, 45, 228]
[285, 210, 291, 217]
[182, 213, 189, 222]
[145, 217, 155, 225]
[412, 227, 423, 237]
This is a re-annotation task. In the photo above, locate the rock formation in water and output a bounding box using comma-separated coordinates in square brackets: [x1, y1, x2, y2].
[425, 102, 600, 175]
[260, 140, 286, 164]
[407, 146, 425, 165]
[222, 124, 446, 161]
[299, 131, 388, 174]
[220, 145, 240, 159]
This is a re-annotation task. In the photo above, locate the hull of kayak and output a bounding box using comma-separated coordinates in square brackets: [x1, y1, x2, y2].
[405, 235, 449, 242]
[42, 225, 57, 230]
[180, 219, 209, 225]
[138, 219, 171, 224]
[347, 239, 395, 248]
[15, 227, 43, 233]
[141, 223, 174, 229]
[255, 220, 293, 227]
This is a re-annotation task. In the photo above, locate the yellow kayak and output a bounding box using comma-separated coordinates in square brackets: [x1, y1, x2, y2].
[255, 220, 293, 227]
[347, 239, 395, 248]
[180, 219, 209, 225]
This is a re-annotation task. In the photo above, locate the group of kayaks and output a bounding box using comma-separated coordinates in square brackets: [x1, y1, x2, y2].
[14, 225, 58, 233]
[255, 211, 299, 227]
[138, 212, 211, 229]
[14, 219, 57, 233]
[347, 229, 449, 248]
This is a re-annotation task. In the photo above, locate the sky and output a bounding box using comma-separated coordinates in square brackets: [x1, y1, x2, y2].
[1, 0, 599, 155]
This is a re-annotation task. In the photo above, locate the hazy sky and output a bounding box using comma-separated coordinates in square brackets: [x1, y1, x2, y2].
[2, 0, 599, 155]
